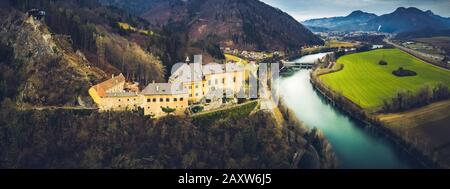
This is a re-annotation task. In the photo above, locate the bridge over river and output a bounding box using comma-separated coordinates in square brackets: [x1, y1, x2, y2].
[281, 52, 333, 70]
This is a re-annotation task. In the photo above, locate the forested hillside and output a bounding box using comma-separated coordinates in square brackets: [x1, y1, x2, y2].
[0, 0, 337, 169]
[0, 0, 172, 106]
[102, 0, 324, 52]
[0, 8, 105, 105]
[8, 0, 170, 81]
[0, 100, 336, 169]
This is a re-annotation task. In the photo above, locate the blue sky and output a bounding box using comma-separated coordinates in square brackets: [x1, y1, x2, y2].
[260, 0, 450, 21]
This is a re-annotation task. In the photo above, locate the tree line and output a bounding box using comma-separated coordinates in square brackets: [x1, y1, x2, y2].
[0, 98, 327, 169]
[382, 83, 450, 112]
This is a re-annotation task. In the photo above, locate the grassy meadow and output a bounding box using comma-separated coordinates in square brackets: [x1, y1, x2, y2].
[320, 49, 450, 110]
[325, 40, 355, 48]
[224, 54, 249, 64]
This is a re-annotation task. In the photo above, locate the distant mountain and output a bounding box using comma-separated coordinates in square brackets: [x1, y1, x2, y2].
[303, 10, 377, 32]
[304, 7, 450, 33]
[101, 0, 324, 51]
[367, 7, 450, 33]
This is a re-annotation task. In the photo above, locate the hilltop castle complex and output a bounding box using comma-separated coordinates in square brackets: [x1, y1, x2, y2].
[89, 56, 246, 118]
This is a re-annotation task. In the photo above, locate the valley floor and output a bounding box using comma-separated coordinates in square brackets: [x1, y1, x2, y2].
[378, 100, 450, 168]
[313, 49, 450, 168]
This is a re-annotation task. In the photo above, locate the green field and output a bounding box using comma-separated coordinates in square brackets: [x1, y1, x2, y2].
[191, 101, 258, 125]
[224, 54, 249, 64]
[320, 49, 450, 110]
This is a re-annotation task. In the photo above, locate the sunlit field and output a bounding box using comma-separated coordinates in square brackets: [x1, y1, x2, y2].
[320, 49, 450, 109]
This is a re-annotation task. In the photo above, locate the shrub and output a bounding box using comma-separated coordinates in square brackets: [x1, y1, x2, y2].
[392, 67, 417, 77]
[161, 106, 176, 115]
[378, 60, 388, 65]
[191, 105, 204, 113]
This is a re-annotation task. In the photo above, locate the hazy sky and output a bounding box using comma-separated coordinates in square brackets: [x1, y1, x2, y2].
[260, 0, 450, 21]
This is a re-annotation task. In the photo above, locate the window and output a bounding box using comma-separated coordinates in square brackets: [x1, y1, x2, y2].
[118, 105, 121, 108]
[160, 98, 163, 102]
[118, 99, 121, 102]
[195, 93, 198, 97]
[153, 98, 156, 102]
[215, 79, 218, 85]
[222, 78, 225, 84]
[203, 84, 205, 87]
[208, 80, 211, 85]
[189, 94, 192, 97]
[174, 98, 178, 102]
[195, 85, 198, 89]
[127, 99, 130, 102]
[180, 98, 184, 101]
[233, 77, 236, 83]
[147, 99, 151, 102]
[166, 98, 170, 102]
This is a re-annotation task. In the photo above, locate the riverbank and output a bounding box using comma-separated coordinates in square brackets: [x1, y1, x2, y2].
[310, 67, 438, 168]
[275, 98, 338, 169]
[378, 100, 450, 168]
[280, 70, 421, 168]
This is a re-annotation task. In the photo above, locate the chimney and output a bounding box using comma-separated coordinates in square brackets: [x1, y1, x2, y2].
[156, 86, 159, 92]
[194, 54, 202, 64]
[112, 74, 114, 79]
[152, 80, 155, 84]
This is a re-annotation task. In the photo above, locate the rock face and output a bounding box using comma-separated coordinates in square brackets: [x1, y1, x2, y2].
[104, 0, 324, 51]
[0, 9, 106, 106]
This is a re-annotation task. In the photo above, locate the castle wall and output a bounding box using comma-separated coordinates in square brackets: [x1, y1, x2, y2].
[143, 93, 189, 118]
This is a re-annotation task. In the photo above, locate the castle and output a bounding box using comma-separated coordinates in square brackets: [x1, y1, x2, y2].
[89, 55, 246, 118]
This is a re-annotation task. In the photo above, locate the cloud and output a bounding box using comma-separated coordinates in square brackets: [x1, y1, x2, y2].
[260, 0, 450, 21]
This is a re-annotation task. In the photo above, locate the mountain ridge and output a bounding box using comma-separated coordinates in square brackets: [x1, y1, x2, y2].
[303, 7, 450, 33]
[101, 0, 324, 51]
[302, 10, 377, 32]
[366, 7, 450, 33]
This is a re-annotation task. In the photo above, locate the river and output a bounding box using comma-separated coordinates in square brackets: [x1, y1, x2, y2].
[279, 55, 422, 169]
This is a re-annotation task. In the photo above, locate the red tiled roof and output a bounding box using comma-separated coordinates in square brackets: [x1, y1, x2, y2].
[92, 74, 125, 97]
